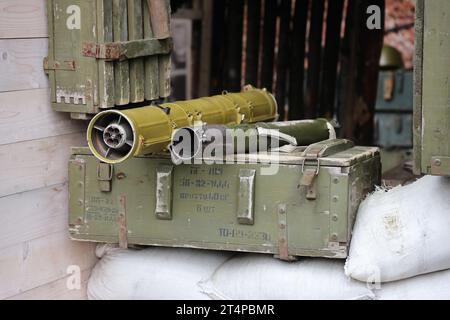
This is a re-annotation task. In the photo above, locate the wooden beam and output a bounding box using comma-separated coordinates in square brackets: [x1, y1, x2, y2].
[288, 0, 309, 120]
[305, 0, 325, 119]
[338, 0, 385, 145]
[210, 0, 227, 94]
[319, 0, 344, 118]
[260, 0, 277, 91]
[113, 0, 130, 105]
[198, 0, 214, 96]
[147, 0, 171, 98]
[128, 0, 145, 103]
[245, 0, 262, 86]
[224, 0, 244, 91]
[275, 0, 293, 120]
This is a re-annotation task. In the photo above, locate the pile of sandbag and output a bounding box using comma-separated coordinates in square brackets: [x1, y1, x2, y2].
[88, 176, 450, 300]
[345, 175, 450, 299]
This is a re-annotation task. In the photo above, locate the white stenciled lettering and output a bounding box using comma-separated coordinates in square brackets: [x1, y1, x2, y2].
[66, 5, 81, 30]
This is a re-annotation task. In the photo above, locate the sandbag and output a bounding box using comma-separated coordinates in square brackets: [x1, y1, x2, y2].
[345, 175, 450, 283]
[199, 255, 374, 300]
[376, 269, 450, 300]
[87, 246, 231, 300]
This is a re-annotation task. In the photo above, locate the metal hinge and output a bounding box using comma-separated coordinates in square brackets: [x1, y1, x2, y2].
[81, 38, 172, 61]
[97, 163, 114, 192]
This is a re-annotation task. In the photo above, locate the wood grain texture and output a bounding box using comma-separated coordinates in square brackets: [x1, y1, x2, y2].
[0, 132, 86, 198]
[0, 184, 68, 250]
[7, 268, 91, 300]
[148, 0, 171, 98]
[128, 0, 145, 103]
[143, 0, 160, 100]
[0, 89, 86, 146]
[0, 231, 97, 300]
[0, 38, 49, 92]
[97, 0, 115, 109]
[113, 0, 130, 106]
[0, 0, 47, 39]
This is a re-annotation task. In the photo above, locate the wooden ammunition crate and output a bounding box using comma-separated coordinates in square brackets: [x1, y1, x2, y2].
[68, 140, 381, 260]
[45, 0, 172, 119]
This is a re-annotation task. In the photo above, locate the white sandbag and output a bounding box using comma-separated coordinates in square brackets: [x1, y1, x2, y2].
[376, 269, 450, 300]
[345, 175, 450, 283]
[87, 247, 231, 300]
[199, 255, 374, 300]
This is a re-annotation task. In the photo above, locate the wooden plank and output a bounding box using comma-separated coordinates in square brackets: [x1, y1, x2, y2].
[0, 231, 97, 300]
[143, 0, 160, 100]
[46, 0, 56, 103]
[0, 133, 85, 198]
[0, 38, 49, 93]
[147, 0, 171, 98]
[128, 0, 145, 103]
[275, 0, 292, 120]
[412, 0, 424, 175]
[319, 0, 344, 118]
[338, 0, 384, 145]
[224, 0, 244, 91]
[420, 0, 450, 173]
[198, 0, 214, 97]
[288, 0, 308, 120]
[7, 268, 91, 300]
[113, 0, 130, 106]
[0, 184, 68, 251]
[304, 0, 325, 119]
[245, 0, 262, 86]
[0, 0, 47, 39]
[97, 0, 115, 109]
[0, 89, 85, 146]
[260, 0, 277, 91]
[210, 0, 227, 94]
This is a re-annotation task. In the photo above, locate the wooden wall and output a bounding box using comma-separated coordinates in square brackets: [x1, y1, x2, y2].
[207, 0, 385, 145]
[0, 0, 98, 300]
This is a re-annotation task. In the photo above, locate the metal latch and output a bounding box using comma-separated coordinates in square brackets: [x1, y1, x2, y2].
[300, 158, 320, 200]
[237, 169, 256, 225]
[155, 165, 174, 220]
[97, 163, 114, 192]
[299, 139, 354, 200]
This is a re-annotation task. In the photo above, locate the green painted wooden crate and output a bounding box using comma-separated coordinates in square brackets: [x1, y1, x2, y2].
[68, 140, 381, 260]
[414, 0, 450, 176]
[45, 0, 172, 119]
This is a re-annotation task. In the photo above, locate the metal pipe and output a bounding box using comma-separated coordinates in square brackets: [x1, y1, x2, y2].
[170, 119, 336, 164]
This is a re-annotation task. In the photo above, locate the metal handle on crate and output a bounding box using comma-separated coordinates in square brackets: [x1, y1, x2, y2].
[237, 169, 256, 225]
[155, 165, 174, 220]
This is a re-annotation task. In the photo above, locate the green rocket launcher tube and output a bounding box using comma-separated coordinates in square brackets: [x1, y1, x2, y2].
[170, 119, 336, 163]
